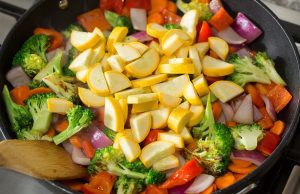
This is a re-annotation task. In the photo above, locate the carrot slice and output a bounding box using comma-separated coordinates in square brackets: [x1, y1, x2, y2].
[245, 84, 264, 108]
[82, 140, 96, 159]
[226, 121, 237, 127]
[69, 135, 82, 148]
[29, 87, 53, 96]
[10, 85, 30, 105]
[254, 83, 268, 95]
[231, 159, 252, 168]
[209, 7, 234, 31]
[234, 173, 247, 182]
[215, 172, 236, 190]
[148, 13, 164, 25]
[258, 107, 274, 129]
[167, 1, 177, 13]
[54, 119, 69, 132]
[200, 184, 214, 194]
[34, 28, 64, 51]
[228, 163, 256, 174]
[77, 8, 111, 32]
[150, 0, 168, 14]
[46, 127, 56, 137]
[266, 85, 292, 113]
[212, 101, 222, 120]
[270, 120, 285, 136]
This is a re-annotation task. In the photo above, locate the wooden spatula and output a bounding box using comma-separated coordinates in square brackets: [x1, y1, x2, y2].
[0, 140, 88, 180]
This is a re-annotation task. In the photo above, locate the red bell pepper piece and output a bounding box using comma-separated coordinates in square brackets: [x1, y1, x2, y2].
[197, 21, 212, 42]
[161, 8, 181, 24]
[99, 0, 114, 11]
[142, 129, 165, 147]
[81, 171, 115, 194]
[159, 159, 204, 189]
[126, 0, 151, 11]
[257, 131, 280, 155]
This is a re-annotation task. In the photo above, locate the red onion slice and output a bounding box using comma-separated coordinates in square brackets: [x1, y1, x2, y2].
[62, 141, 73, 155]
[261, 95, 277, 121]
[6, 66, 31, 87]
[235, 47, 253, 58]
[221, 102, 234, 122]
[232, 12, 263, 44]
[72, 146, 90, 165]
[233, 94, 253, 124]
[169, 181, 193, 194]
[216, 27, 247, 45]
[87, 124, 112, 149]
[185, 174, 215, 193]
[231, 150, 266, 166]
[230, 94, 246, 113]
[209, 0, 222, 14]
[253, 105, 263, 122]
[129, 31, 153, 42]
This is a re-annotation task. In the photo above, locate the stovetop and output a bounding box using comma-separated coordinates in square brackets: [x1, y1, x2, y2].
[0, 0, 300, 194]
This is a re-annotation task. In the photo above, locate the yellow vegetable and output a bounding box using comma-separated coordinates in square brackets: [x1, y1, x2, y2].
[127, 93, 158, 104]
[104, 71, 132, 94]
[153, 155, 179, 172]
[78, 87, 105, 108]
[140, 141, 175, 168]
[180, 10, 199, 41]
[202, 55, 234, 77]
[158, 63, 195, 74]
[208, 36, 229, 60]
[100, 53, 112, 72]
[161, 34, 183, 56]
[114, 42, 141, 62]
[175, 46, 189, 58]
[146, 23, 167, 38]
[149, 107, 171, 129]
[69, 49, 94, 72]
[106, 27, 128, 53]
[118, 99, 128, 122]
[104, 97, 124, 132]
[128, 42, 149, 55]
[178, 101, 190, 110]
[131, 100, 159, 113]
[188, 105, 204, 127]
[107, 55, 126, 72]
[113, 129, 133, 149]
[70, 31, 100, 52]
[189, 45, 202, 75]
[76, 69, 89, 83]
[131, 74, 168, 88]
[161, 29, 192, 47]
[149, 41, 163, 55]
[183, 82, 203, 106]
[47, 98, 73, 115]
[209, 80, 244, 103]
[90, 42, 106, 65]
[192, 74, 210, 97]
[169, 57, 192, 64]
[87, 64, 110, 96]
[180, 127, 193, 144]
[130, 112, 152, 143]
[119, 136, 141, 162]
[158, 132, 184, 148]
[168, 107, 191, 133]
[158, 92, 182, 108]
[194, 42, 209, 59]
[115, 88, 151, 100]
[93, 27, 106, 45]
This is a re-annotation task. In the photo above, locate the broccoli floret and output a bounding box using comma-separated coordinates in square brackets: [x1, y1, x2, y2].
[255, 52, 286, 86]
[42, 72, 78, 102]
[16, 130, 53, 141]
[34, 50, 63, 82]
[88, 146, 166, 187]
[25, 93, 56, 134]
[176, 0, 213, 21]
[29, 80, 48, 89]
[164, 24, 182, 30]
[63, 47, 79, 77]
[190, 93, 234, 175]
[103, 127, 117, 141]
[104, 11, 133, 32]
[53, 105, 93, 144]
[227, 54, 271, 87]
[114, 175, 144, 194]
[2, 85, 33, 132]
[12, 35, 50, 77]
[61, 24, 83, 39]
[230, 124, 264, 151]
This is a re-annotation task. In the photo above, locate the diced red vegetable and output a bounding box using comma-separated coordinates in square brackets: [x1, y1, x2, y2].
[34, 28, 64, 51]
[126, 0, 151, 11]
[159, 159, 203, 189]
[77, 8, 111, 32]
[161, 8, 181, 24]
[198, 21, 212, 42]
[257, 131, 280, 155]
[266, 85, 292, 113]
[81, 171, 115, 194]
[209, 7, 234, 31]
[142, 129, 165, 146]
[258, 107, 274, 129]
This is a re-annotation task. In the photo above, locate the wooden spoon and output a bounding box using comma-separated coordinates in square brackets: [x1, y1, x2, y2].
[0, 140, 88, 180]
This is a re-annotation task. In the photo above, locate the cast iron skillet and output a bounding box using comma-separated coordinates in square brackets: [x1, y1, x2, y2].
[0, 0, 299, 193]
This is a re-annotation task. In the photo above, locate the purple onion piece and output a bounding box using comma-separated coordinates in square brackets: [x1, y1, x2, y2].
[231, 150, 266, 166]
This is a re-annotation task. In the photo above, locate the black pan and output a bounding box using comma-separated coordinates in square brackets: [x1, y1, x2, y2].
[0, 0, 299, 193]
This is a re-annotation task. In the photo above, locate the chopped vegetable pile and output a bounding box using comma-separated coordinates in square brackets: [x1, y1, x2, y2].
[3, 0, 293, 193]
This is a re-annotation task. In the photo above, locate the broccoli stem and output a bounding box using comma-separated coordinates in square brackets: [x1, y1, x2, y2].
[108, 163, 146, 180]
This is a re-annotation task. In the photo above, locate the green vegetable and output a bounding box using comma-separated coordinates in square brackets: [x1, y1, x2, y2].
[104, 10, 133, 31]
[103, 127, 117, 141]
[227, 54, 271, 87]
[176, 0, 213, 21]
[53, 105, 93, 145]
[61, 24, 83, 39]
[2, 85, 33, 132]
[25, 93, 56, 134]
[63, 47, 80, 77]
[255, 52, 286, 86]
[16, 130, 53, 141]
[34, 50, 63, 82]
[12, 35, 50, 77]
[29, 80, 48, 89]
[114, 175, 144, 194]
[230, 124, 264, 151]
[201, 93, 218, 105]
[189, 93, 234, 175]
[42, 73, 78, 102]
[164, 24, 182, 30]
[88, 146, 166, 187]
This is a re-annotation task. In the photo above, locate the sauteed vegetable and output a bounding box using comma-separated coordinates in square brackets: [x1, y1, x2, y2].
[3, 0, 293, 193]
